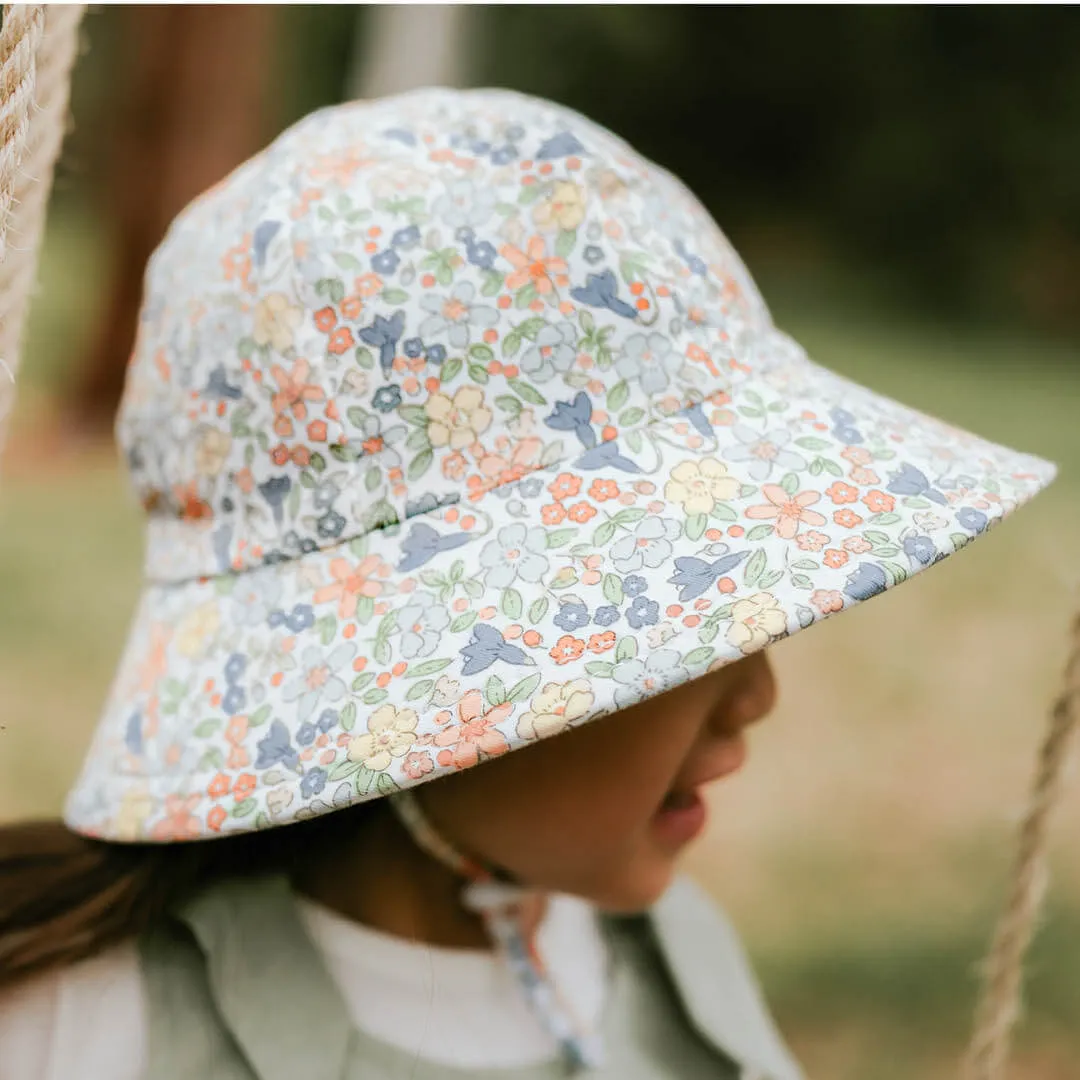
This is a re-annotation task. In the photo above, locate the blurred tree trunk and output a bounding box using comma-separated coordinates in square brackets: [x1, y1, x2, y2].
[69, 5, 276, 432]
[347, 4, 473, 99]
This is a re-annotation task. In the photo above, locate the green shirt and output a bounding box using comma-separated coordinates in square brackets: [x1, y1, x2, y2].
[138, 875, 804, 1080]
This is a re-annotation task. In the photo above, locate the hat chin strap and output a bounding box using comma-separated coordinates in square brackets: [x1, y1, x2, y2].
[389, 789, 604, 1072]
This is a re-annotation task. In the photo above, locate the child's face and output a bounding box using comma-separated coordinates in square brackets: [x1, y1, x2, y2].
[421, 652, 777, 912]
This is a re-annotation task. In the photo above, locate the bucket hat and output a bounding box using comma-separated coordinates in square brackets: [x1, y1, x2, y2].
[64, 87, 1056, 842]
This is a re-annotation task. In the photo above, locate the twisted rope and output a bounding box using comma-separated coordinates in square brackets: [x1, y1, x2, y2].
[963, 609, 1080, 1078]
[0, 3, 83, 439]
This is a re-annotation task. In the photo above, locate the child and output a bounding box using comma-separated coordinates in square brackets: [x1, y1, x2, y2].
[0, 88, 1055, 1079]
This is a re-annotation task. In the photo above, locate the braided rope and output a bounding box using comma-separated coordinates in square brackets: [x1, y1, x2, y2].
[963, 609, 1080, 1078]
[0, 3, 82, 441]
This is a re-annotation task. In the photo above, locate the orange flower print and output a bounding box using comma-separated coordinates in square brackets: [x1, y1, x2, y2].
[842, 536, 873, 554]
[328, 326, 355, 355]
[207, 806, 227, 833]
[355, 272, 383, 298]
[501, 235, 569, 296]
[744, 484, 827, 540]
[541, 503, 567, 525]
[861, 489, 895, 514]
[340, 294, 364, 320]
[587, 631, 616, 653]
[313, 555, 385, 619]
[588, 479, 620, 501]
[811, 589, 845, 615]
[433, 690, 511, 770]
[314, 306, 337, 333]
[567, 501, 596, 523]
[833, 508, 865, 529]
[795, 530, 830, 552]
[271, 358, 325, 424]
[233, 773, 257, 801]
[207, 772, 231, 799]
[849, 466, 880, 486]
[403, 750, 434, 780]
[150, 794, 203, 841]
[826, 481, 860, 505]
[549, 635, 586, 665]
[823, 548, 849, 569]
[547, 472, 581, 501]
[841, 445, 873, 466]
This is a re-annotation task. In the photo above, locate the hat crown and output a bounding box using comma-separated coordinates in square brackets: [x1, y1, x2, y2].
[119, 88, 771, 583]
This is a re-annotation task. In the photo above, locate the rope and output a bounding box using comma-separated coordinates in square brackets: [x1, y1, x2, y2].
[0, 3, 83, 440]
[963, 609, 1080, 1079]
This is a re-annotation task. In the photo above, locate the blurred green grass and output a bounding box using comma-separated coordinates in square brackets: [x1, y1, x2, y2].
[1, 211, 1078, 1078]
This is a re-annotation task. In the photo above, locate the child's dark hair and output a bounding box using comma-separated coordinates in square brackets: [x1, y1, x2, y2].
[0, 806, 373, 990]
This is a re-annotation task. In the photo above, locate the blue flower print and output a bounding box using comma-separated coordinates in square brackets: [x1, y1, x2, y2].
[382, 127, 416, 147]
[397, 522, 471, 572]
[258, 476, 291, 523]
[627, 595, 660, 629]
[584, 245, 605, 265]
[317, 510, 346, 540]
[887, 462, 948, 506]
[545, 391, 595, 449]
[903, 533, 940, 568]
[571, 269, 638, 320]
[286, 605, 315, 632]
[425, 344, 447, 365]
[594, 605, 620, 627]
[301, 768, 327, 799]
[623, 575, 648, 598]
[460, 623, 533, 676]
[371, 249, 400, 275]
[674, 239, 707, 277]
[224, 653, 247, 685]
[372, 385, 402, 413]
[404, 337, 424, 358]
[843, 563, 888, 602]
[252, 220, 281, 267]
[255, 719, 299, 771]
[575, 439, 642, 474]
[317, 708, 338, 733]
[490, 144, 517, 166]
[458, 228, 497, 270]
[667, 550, 749, 602]
[830, 407, 863, 445]
[554, 602, 590, 632]
[359, 311, 406, 376]
[124, 711, 142, 755]
[222, 684, 247, 716]
[392, 225, 420, 249]
[956, 507, 989, 533]
[537, 131, 585, 160]
[296, 721, 317, 747]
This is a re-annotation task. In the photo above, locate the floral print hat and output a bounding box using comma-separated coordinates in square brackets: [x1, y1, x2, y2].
[64, 87, 1055, 843]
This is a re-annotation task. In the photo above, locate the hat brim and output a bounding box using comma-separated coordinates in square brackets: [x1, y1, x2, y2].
[64, 338, 1056, 842]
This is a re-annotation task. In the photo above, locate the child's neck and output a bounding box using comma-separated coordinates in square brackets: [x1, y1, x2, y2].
[291, 806, 546, 951]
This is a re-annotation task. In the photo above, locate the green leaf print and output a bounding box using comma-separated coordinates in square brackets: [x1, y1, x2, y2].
[744, 549, 767, 587]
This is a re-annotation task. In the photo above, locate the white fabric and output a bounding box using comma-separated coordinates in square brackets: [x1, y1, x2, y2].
[0, 892, 608, 1079]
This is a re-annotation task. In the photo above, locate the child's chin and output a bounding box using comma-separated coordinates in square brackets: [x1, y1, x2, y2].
[590, 861, 676, 915]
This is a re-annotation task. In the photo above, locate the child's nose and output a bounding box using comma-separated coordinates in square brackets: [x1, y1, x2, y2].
[712, 652, 777, 733]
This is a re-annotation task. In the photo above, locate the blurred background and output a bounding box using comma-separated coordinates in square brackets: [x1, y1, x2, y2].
[1, 6, 1078, 1077]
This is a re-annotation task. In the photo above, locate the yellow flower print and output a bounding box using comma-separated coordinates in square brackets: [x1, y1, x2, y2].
[425, 385, 494, 450]
[517, 679, 594, 740]
[112, 786, 154, 841]
[664, 458, 740, 515]
[253, 292, 303, 352]
[176, 602, 221, 659]
[533, 181, 586, 232]
[347, 704, 419, 771]
[194, 427, 232, 478]
[725, 592, 787, 654]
